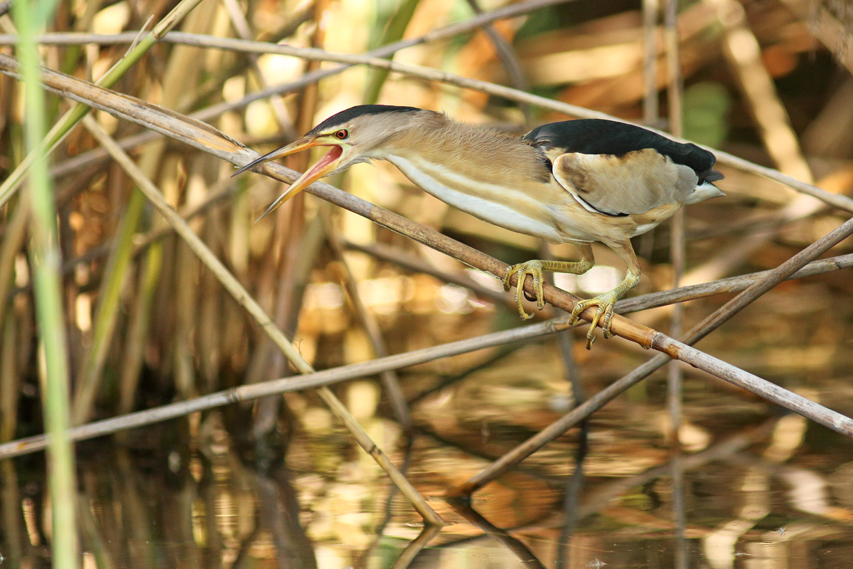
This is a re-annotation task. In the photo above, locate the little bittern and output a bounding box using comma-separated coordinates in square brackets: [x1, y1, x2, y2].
[234, 105, 724, 347]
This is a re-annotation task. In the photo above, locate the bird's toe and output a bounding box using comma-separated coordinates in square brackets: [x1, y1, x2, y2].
[568, 297, 592, 325]
[570, 294, 618, 349]
[501, 267, 515, 293]
[600, 307, 616, 340]
[504, 261, 546, 318]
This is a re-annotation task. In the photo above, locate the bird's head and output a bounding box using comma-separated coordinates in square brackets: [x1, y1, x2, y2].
[233, 104, 423, 220]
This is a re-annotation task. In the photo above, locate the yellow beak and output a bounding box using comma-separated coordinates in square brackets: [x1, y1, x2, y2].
[232, 136, 345, 221]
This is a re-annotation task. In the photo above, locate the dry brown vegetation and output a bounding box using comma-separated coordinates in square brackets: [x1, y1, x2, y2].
[1, 0, 853, 566]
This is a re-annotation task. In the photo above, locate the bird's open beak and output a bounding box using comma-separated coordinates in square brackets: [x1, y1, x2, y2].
[232, 136, 344, 221]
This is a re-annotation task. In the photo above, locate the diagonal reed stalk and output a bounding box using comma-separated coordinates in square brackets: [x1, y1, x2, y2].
[79, 115, 443, 527]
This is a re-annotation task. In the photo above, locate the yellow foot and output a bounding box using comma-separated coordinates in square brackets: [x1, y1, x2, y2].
[502, 261, 546, 320]
[568, 291, 620, 350]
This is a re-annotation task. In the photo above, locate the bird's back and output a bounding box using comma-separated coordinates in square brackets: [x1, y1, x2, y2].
[525, 119, 723, 184]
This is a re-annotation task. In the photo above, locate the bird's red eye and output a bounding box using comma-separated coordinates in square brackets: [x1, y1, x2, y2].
[335, 129, 348, 140]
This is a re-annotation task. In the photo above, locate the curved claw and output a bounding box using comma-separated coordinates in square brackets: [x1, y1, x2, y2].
[502, 261, 545, 320]
[568, 293, 618, 350]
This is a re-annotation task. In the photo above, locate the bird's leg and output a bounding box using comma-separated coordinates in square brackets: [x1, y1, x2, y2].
[568, 240, 640, 349]
[502, 244, 595, 320]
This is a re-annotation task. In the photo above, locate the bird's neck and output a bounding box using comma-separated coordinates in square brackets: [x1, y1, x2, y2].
[379, 116, 550, 187]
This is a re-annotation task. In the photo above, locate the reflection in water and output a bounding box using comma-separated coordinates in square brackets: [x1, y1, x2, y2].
[4, 342, 853, 568]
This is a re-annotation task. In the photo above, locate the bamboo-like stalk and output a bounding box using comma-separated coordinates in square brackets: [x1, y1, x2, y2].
[363, 0, 421, 105]
[2, 249, 852, 462]
[0, 459, 24, 566]
[78, 115, 443, 527]
[777, 0, 853, 75]
[0, 316, 19, 444]
[117, 249, 161, 415]
[73, 4, 214, 424]
[248, 0, 327, 435]
[72, 173, 145, 423]
[707, 0, 813, 183]
[465, 0, 531, 106]
[12, 0, 78, 566]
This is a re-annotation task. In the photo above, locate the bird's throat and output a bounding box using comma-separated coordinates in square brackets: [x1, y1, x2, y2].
[309, 146, 343, 178]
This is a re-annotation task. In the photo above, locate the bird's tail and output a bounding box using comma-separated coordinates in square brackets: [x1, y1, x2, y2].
[700, 167, 725, 184]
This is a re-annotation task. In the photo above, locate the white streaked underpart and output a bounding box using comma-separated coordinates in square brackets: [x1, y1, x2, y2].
[387, 155, 564, 241]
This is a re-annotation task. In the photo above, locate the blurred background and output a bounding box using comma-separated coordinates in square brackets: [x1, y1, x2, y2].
[1, 0, 853, 566]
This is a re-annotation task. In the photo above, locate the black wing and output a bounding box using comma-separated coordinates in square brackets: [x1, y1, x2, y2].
[524, 119, 722, 183]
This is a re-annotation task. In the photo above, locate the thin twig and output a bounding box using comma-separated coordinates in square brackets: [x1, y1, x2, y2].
[406, 345, 525, 406]
[708, 0, 813, 182]
[642, 0, 659, 125]
[343, 240, 509, 303]
[217, 0, 296, 138]
[615, 254, 853, 313]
